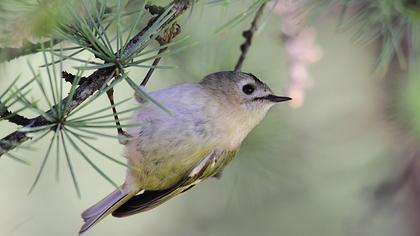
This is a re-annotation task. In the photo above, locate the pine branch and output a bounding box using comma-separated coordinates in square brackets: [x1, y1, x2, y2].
[234, 1, 267, 72]
[121, 0, 191, 59]
[0, 39, 62, 63]
[0, 0, 193, 157]
[0, 101, 31, 126]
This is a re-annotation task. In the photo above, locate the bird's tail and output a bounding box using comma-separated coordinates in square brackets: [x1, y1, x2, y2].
[79, 187, 135, 234]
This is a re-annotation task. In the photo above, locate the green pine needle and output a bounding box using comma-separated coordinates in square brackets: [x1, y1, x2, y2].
[65, 128, 132, 170]
[124, 75, 173, 115]
[4, 152, 30, 166]
[63, 130, 119, 189]
[60, 130, 81, 198]
[214, 0, 266, 34]
[28, 131, 58, 194]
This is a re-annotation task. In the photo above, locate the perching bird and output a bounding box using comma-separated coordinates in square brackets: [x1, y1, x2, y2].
[79, 71, 291, 234]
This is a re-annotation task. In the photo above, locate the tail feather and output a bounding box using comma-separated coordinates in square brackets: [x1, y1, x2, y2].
[81, 189, 124, 221]
[79, 189, 134, 234]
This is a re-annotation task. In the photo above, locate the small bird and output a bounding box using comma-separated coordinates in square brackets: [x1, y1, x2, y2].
[79, 71, 291, 234]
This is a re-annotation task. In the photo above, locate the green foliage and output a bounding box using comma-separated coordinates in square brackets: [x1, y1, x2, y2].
[0, 0, 63, 47]
[0, 0, 188, 195]
[311, 0, 420, 75]
[214, 0, 267, 34]
[0, 77, 35, 164]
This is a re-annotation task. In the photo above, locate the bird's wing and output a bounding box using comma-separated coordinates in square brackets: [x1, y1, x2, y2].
[112, 149, 237, 217]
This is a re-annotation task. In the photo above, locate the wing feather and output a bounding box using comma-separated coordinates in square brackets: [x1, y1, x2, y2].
[112, 149, 237, 217]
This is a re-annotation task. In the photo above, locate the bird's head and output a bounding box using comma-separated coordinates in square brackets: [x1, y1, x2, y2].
[200, 71, 291, 115]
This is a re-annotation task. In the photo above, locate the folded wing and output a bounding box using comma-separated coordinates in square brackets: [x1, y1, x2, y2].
[112, 149, 237, 217]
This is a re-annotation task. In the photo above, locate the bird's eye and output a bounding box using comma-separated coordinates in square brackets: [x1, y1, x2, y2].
[242, 84, 255, 95]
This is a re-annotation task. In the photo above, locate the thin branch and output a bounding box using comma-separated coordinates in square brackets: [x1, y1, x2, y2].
[105, 88, 130, 145]
[0, 101, 31, 126]
[234, 2, 267, 72]
[141, 23, 181, 86]
[0, 0, 193, 157]
[140, 52, 165, 86]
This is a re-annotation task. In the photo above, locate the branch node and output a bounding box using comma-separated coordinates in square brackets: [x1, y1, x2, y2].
[234, 2, 267, 72]
[146, 4, 166, 15]
[62, 71, 88, 85]
[118, 133, 131, 145]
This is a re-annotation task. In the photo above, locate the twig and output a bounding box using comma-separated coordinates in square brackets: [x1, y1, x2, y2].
[141, 23, 181, 86]
[0, 0, 193, 157]
[105, 88, 130, 145]
[0, 101, 31, 126]
[234, 2, 267, 72]
[140, 51, 165, 86]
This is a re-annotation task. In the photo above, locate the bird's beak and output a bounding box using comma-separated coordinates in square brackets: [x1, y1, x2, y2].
[259, 94, 292, 103]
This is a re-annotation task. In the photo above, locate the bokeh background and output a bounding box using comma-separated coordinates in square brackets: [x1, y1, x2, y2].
[1, 1, 419, 236]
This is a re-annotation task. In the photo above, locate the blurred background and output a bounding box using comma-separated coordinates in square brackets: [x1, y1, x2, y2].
[0, 0, 419, 236]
